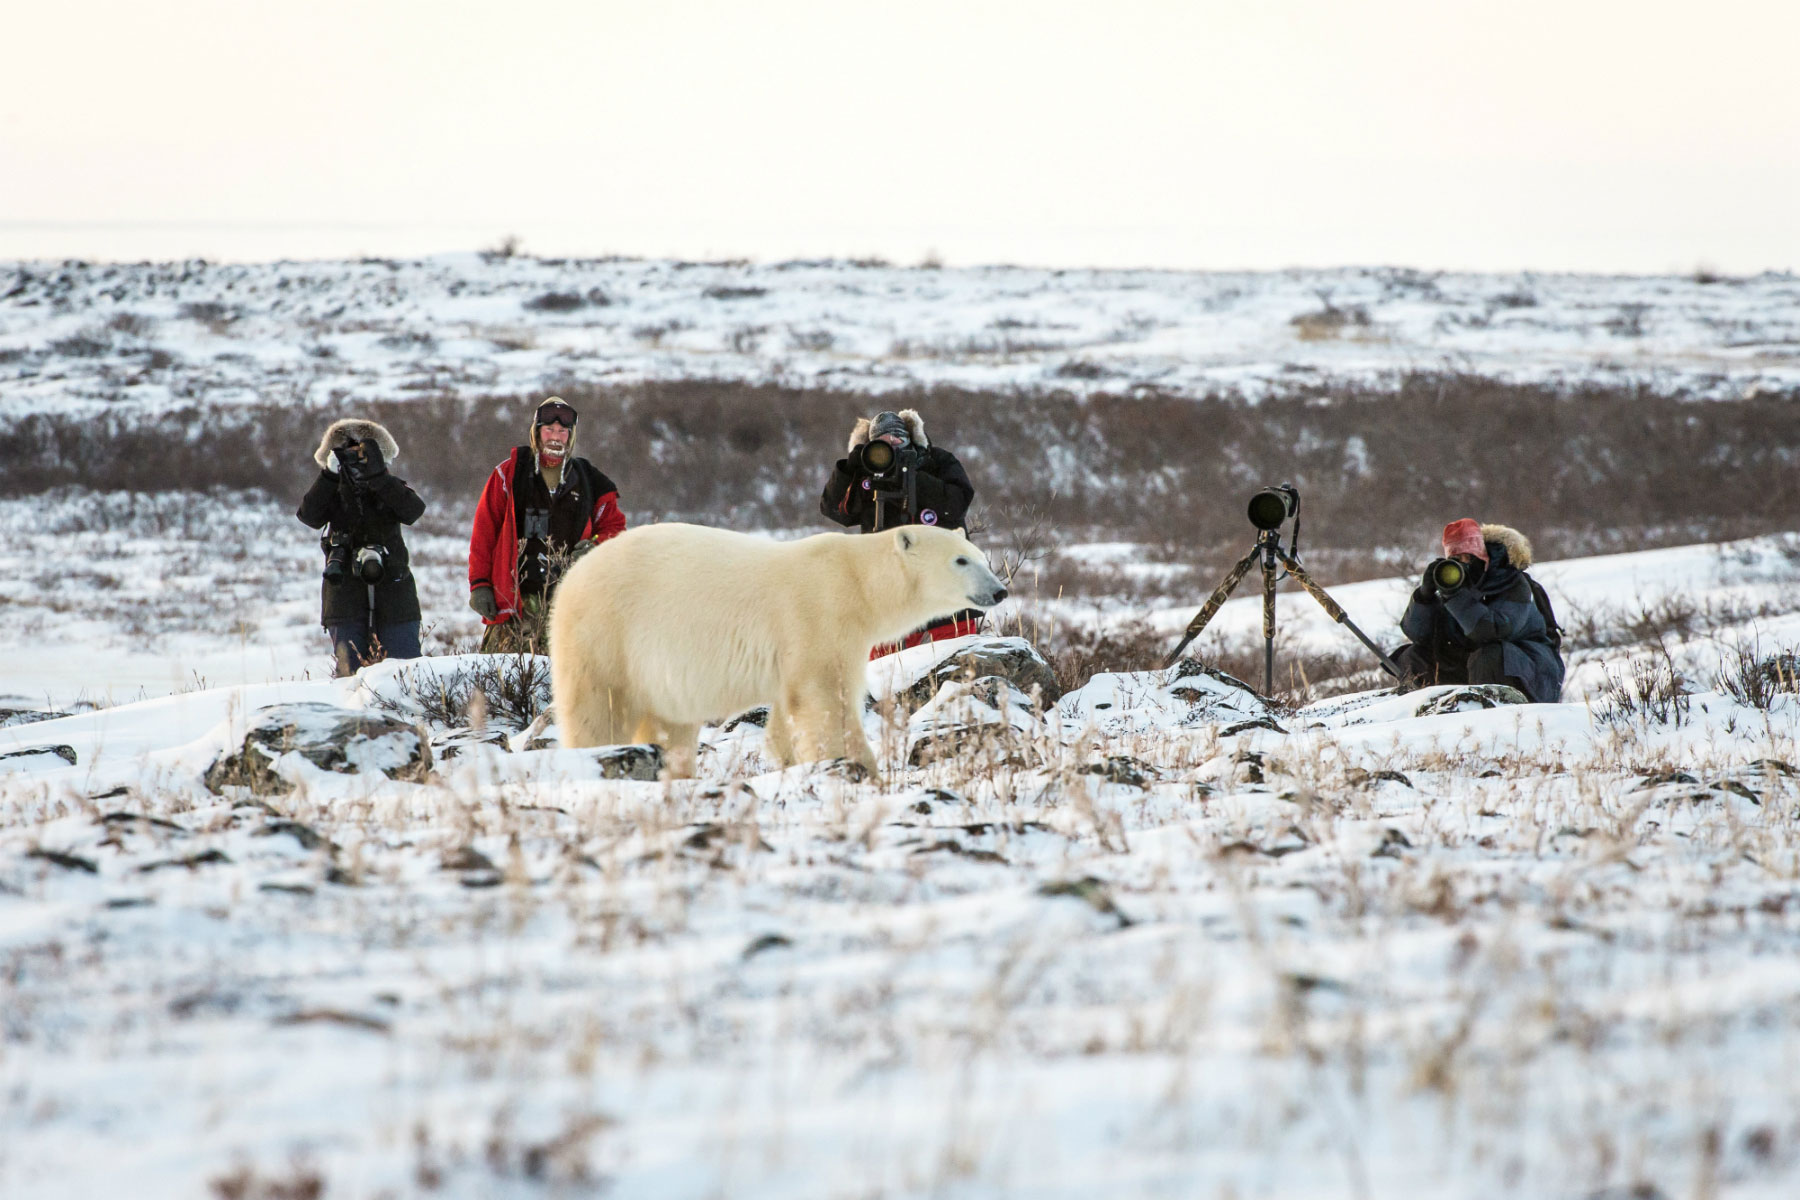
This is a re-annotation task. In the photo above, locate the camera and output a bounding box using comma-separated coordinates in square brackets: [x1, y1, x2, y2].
[322, 532, 386, 584]
[857, 438, 905, 482]
[1427, 557, 1468, 592]
[1247, 484, 1299, 531]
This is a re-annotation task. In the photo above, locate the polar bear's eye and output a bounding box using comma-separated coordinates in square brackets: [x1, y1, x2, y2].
[954, 556, 969, 566]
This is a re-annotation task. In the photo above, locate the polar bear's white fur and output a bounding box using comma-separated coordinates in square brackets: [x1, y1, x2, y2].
[548, 523, 1007, 777]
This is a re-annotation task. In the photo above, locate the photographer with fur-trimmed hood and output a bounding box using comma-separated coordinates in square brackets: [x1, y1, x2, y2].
[1392, 519, 1565, 703]
[468, 396, 626, 654]
[820, 408, 979, 654]
[296, 418, 427, 677]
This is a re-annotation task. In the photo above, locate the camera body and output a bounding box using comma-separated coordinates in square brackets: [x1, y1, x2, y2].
[855, 439, 921, 529]
[322, 531, 386, 585]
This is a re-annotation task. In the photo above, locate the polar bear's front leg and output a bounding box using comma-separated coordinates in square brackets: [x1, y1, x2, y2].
[784, 677, 878, 775]
[659, 723, 700, 780]
[764, 703, 796, 767]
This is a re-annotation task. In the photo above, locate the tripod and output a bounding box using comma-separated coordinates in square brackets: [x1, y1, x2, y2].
[1164, 494, 1400, 696]
[868, 464, 918, 532]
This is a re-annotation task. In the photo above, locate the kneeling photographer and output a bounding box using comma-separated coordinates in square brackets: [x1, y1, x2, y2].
[296, 419, 427, 677]
[820, 409, 979, 654]
[1393, 519, 1564, 703]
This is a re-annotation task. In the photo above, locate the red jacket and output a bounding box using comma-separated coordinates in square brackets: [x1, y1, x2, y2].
[468, 448, 625, 624]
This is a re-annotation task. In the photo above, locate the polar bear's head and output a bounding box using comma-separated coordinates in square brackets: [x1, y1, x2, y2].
[892, 525, 1008, 611]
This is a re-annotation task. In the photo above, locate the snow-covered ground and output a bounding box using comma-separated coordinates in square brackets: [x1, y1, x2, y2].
[5, 514, 1800, 1196]
[4, 256, 1798, 415]
[6, 252, 1800, 1197]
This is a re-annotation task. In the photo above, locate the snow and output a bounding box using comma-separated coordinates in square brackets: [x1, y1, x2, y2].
[3, 257, 1798, 417]
[5, 537, 1800, 1196]
[6, 254, 1800, 1196]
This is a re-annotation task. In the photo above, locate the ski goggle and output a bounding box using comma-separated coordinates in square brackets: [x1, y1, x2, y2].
[535, 401, 578, 428]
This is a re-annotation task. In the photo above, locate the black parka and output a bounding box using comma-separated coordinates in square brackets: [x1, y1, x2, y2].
[820, 444, 974, 533]
[295, 424, 426, 625]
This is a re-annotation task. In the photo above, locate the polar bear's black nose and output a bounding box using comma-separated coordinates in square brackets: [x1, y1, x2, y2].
[990, 586, 1008, 603]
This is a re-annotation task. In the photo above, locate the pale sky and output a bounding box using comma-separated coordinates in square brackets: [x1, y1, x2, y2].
[3, 0, 1795, 272]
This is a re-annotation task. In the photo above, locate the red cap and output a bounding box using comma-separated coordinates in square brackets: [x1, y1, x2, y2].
[1441, 519, 1488, 562]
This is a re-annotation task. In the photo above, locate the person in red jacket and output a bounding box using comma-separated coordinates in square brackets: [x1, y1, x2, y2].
[468, 397, 626, 653]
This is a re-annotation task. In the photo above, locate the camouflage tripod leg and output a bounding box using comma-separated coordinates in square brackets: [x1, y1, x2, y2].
[1163, 544, 1264, 668]
[1275, 548, 1403, 678]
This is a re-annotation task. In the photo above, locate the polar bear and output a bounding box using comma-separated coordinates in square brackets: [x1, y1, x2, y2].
[548, 523, 1007, 777]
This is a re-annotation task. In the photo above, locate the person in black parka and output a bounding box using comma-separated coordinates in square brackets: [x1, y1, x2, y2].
[819, 408, 981, 655]
[1392, 518, 1565, 703]
[820, 408, 974, 534]
[296, 418, 427, 677]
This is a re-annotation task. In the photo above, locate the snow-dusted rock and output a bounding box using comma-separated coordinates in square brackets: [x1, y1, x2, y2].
[894, 636, 1062, 709]
[587, 744, 664, 781]
[907, 676, 1046, 767]
[0, 707, 71, 728]
[1057, 658, 1270, 735]
[1411, 684, 1531, 717]
[0, 743, 76, 771]
[431, 726, 511, 760]
[202, 702, 432, 795]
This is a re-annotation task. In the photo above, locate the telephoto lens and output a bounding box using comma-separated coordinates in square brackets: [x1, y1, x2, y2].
[858, 439, 898, 476]
[353, 546, 386, 584]
[1246, 487, 1297, 531]
[1429, 557, 1467, 592]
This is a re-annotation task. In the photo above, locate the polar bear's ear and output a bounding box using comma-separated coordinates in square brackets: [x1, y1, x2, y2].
[895, 528, 916, 552]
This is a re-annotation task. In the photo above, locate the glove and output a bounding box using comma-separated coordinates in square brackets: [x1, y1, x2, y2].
[569, 539, 596, 562]
[468, 586, 499, 620]
[343, 439, 387, 482]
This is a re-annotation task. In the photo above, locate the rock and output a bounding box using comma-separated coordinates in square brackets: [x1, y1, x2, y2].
[138, 848, 232, 873]
[1220, 717, 1287, 737]
[591, 744, 663, 781]
[0, 707, 71, 728]
[1038, 877, 1133, 928]
[816, 757, 873, 781]
[203, 703, 431, 795]
[2, 744, 77, 768]
[682, 822, 774, 854]
[907, 676, 1043, 767]
[1084, 756, 1156, 788]
[1412, 685, 1529, 717]
[27, 847, 97, 873]
[722, 706, 769, 731]
[1634, 770, 1699, 789]
[1370, 828, 1413, 858]
[1710, 778, 1761, 804]
[1232, 749, 1266, 785]
[441, 846, 496, 872]
[431, 727, 511, 760]
[1345, 767, 1413, 789]
[742, 933, 793, 959]
[898, 637, 1062, 709]
[255, 819, 337, 853]
[1061, 659, 1269, 735]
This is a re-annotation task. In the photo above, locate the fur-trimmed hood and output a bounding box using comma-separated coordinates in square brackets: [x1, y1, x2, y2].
[847, 408, 929, 454]
[314, 419, 399, 472]
[1481, 523, 1533, 569]
[528, 396, 579, 465]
